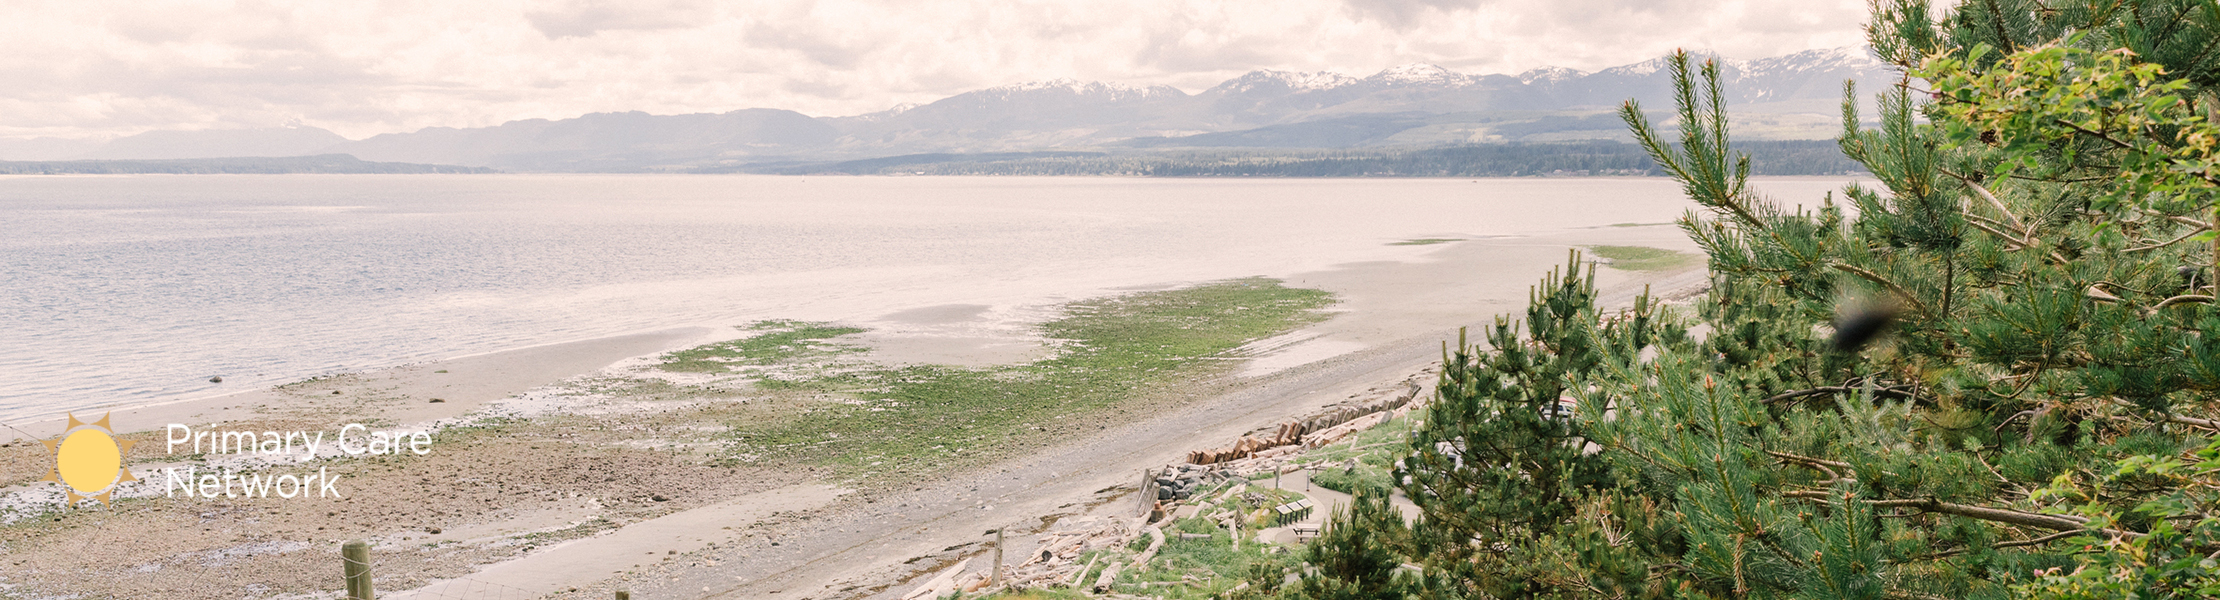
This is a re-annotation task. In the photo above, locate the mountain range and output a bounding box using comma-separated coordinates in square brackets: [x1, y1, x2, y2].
[2, 48, 1897, 172]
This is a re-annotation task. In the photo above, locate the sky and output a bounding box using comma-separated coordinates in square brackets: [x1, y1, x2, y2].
[0, 0, 1871, 140]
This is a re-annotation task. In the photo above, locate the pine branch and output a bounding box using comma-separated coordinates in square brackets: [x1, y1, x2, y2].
[2126, 227, 2210, 253]
[1872, 498, 2143, 538]
[2108, 398, 2220, 429]
[1963, 214, 2034, 249]
[1831, 262, 1932, 315]
[1783, 493, 2147, 539]
[1916, 529, 2084, 560]
[2147, 294, 2215, 313]
[1766, 450, 1846, 482]
[1993, 529, 2090, 550]
[2053, 117, 2140, 152]
[1759, 385, 1918, 404]
[1948, 172, 2030, 233]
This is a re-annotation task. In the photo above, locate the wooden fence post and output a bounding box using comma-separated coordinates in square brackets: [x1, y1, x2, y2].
[1137, 468, 1158, 518]
[990, 528, 1005, 586]
[342, 540, 374, 600]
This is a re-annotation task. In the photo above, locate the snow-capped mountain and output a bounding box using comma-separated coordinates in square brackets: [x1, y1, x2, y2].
[1210, 70, 1361, 94]
[821, 46, 1896, 153]
[1517, 67, 1587, 86]
[60, 47, 1897, 170]
[1365, 63, 1478, 86]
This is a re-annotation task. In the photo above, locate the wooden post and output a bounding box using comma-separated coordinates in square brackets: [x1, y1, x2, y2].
[989, 529, 1004, 587]
[342, 540, 374, 600]
[615, 591, 631, 600]
[1137, 468, 1157, 518]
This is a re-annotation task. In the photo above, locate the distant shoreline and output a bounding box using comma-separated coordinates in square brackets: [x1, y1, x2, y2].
[0, 140, 1869, 177]
[0, 154, 497, 174]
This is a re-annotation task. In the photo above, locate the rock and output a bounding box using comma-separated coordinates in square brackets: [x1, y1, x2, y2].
[428, 398, 445, 403]
[425, 527, 441, 534]
[652, 494, 669, 502]
[208, 376, 223, 383]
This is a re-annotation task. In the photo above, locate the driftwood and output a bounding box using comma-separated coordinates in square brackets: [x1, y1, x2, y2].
[1189, 381, 1422, 464]
[900, 563, 966, 600]
[1092, 561, 1124, 593]
[904, 377, 1437, 600]
[1067, 554, 1101, 587]
[1132, 526, 1167, 568]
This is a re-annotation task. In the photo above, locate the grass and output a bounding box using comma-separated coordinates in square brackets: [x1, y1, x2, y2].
[970, 411, 1419, 600]
[973, 590, 1092, 599]
[1585, 245, 1697, 271]
[1300, 413, 1414, 496]
[671, 278, 1336, 478]
[1388, 238, 1461, 246]
[659, 319, 868, 373]
[1089, 481, 1305, 599]
[1112, 524, 1292, 598]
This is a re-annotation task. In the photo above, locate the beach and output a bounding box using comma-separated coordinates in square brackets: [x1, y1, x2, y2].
[0, 216, 1709, 600]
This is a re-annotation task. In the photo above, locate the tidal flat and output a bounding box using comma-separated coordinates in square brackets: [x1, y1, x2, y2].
[0, 278, 1337, 600]
[0, 176, 1867, 599]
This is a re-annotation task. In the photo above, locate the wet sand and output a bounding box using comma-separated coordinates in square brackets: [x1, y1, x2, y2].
[0, 223, 1701, 600]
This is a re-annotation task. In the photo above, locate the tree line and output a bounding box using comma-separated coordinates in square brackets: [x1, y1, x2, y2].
[740, 140, 1868, 177]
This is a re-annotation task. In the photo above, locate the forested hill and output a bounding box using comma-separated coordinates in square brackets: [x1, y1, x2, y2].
[0, 154, 497, 174]
[725, 139, 1864, 177]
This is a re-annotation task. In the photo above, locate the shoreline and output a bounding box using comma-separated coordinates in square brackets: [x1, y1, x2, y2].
[0, 327, 716, 444]
[0, 224, 1705, 600]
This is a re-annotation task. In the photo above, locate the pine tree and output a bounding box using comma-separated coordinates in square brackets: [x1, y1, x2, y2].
[1389, 252, 1677, 598]
[1288, 1, 2220, 598]
[1291, 489, 1427, 600]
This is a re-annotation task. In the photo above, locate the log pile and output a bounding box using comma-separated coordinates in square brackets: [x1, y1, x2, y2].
[1187, 381, 1423, 465]
[901, 374, 1436, 599]
[942, 514, 1148, 596]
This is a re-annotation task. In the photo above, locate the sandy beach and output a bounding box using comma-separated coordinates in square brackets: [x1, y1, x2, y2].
[0, 222, 1702, 600]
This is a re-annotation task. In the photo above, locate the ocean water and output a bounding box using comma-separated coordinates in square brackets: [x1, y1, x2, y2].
[0, 174, 1862, 424]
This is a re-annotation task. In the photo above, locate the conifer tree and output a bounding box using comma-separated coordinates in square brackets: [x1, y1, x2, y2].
[1286, 2, 2220, 598]
[1291, 489, 1427, 600]
[1392, 253, 1676, 598]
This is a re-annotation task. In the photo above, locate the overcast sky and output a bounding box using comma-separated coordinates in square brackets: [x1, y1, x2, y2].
[0, 0, 1870, 140]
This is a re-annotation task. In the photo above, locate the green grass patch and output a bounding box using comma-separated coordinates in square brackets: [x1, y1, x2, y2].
[1109, 511, 1303, 599]
[977, 589, 1093, 599]
[1585, 245, 1697, 271]
[1300, 414, 1414, 496]
[698, 278, 1335, 476]
[659, 319, 867, 373]
[1310, 460, 1395, 497]
[1387, 238, 1461, 246]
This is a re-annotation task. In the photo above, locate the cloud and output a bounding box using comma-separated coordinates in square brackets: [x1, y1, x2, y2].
[1343, 0, 1484, 30]
[0, 0, 1870, 140]
[524, 0, 712, 38]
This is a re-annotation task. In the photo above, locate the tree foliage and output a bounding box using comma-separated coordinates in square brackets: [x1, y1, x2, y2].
[1283, 1, 2220, 599]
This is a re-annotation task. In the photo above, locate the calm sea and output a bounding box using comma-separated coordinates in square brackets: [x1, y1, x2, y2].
[0, 174, 1861, 424]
